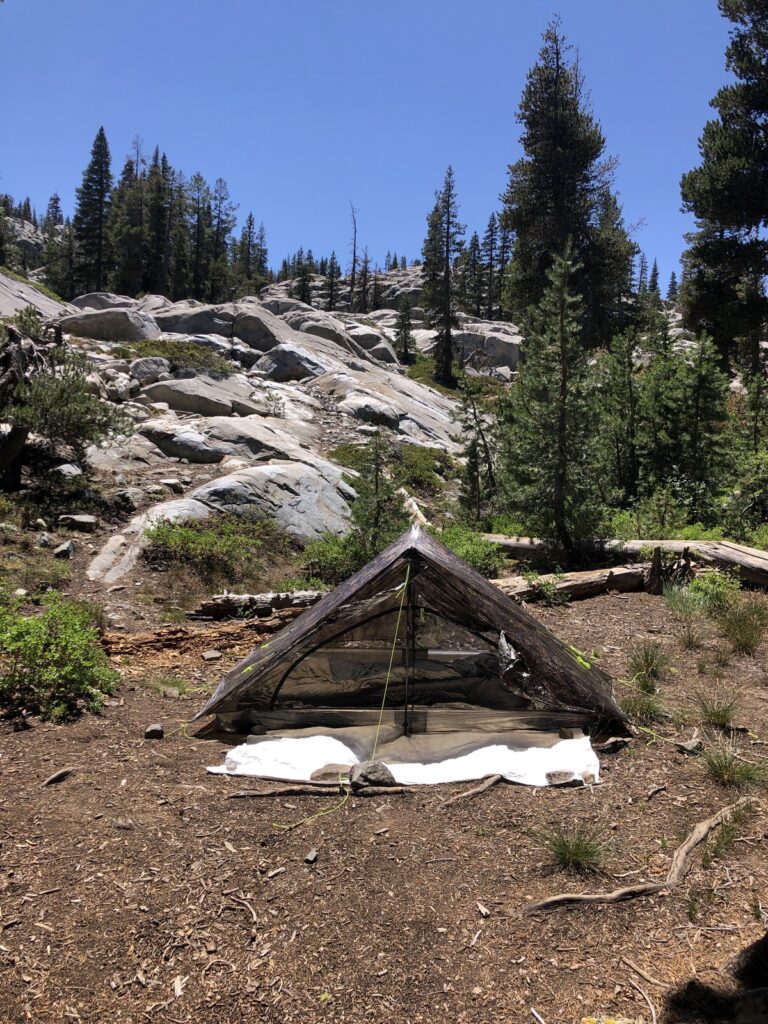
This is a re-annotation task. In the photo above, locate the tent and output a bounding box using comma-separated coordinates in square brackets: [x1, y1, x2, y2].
[196, 526, 628, 744]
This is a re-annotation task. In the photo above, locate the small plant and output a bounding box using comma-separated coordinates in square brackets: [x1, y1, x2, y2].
[663, 584, 706, 623]
[680, 622, 703, 651]
[695, 686, 740, 729]
[702, 804, 750, 866]
[627, 640, 670, 693]
[141, 673, 189, 696]
[0, 594, 119, 720]
[12, 304, 45, 341]
[712, 645, 732, 669]
[689, 569, 741, 615]
[132, 339, 233, 379]
[620, 689, 666, 724]
[718, 595, 768, 655]
[703, 743, 767, 789]
[264, 391, 286, 418]
[686, 885, 714, 923]
[530, 822, 606, 872]
[437, 525, 505, 577]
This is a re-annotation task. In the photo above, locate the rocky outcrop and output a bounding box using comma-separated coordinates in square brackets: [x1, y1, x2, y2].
[59, 308, 159, 342]
[0, 269, 73, 318]
[154, 303, 235, 337]
[255, 342, 341, 382]
[138, 376, 264, 417]
[71, 292, 135, 311]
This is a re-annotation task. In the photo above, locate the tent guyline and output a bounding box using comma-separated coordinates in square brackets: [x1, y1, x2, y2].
[196, 525, 628, 736]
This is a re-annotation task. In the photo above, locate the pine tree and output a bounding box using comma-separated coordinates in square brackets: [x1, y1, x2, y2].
[395, 294, 413, 363]
[349, 202, 359, 313]
[636, 252, 648, 295]
[458, 231, 483, 317]
[144, 153, 173, 295]
[189, 173, 212, 301]
[293, 251, 312, 304]
[667, 271, 679, 303]
[168, 170, 191, 300]
[108, 157, 145, 296]
[601, 329, 640, 502]
[357, 248, 370, 313]
[43, 218, 77, 299]
[481, 213, 498, 319]
[326, 250, 341, 310]
[422, 166, 465, 384]
[42, 194, 63, 236]
[648, 259, 660, 296]
[399, 255, 407, 270]
[498, 246, 603, 557]
[500, 20, 632, 344]
[458, 380, 497, 522]
[73, 126, 113, 292]
[254, 222, 268, 279]
[680, 0, 768, 371]
[208, 177, 236, 302]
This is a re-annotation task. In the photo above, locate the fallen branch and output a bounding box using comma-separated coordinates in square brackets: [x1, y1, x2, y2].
[620, 955, 667, 988]
[441, 774, 503, 807]
[630, 980, 657, 1024]
[41, 767, 77, 788]
[228, 784, 342, 799]
[525, 796, 751, 914]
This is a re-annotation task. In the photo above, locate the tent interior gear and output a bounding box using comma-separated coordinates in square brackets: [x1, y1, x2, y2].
[197, 527, 628, 773]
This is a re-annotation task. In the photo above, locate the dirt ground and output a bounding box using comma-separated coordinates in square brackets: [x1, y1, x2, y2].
[1, 592, 767, 1024]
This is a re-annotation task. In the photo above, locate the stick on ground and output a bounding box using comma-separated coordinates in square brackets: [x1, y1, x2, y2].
[441, 774, 503, 807]
[524, 796, 751, 913]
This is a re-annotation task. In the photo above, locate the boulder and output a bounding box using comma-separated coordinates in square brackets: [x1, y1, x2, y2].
[58, 514, 98, 532]
[255, 343, 334, 382]
[338, 393, 401, 429]
[154, 303, 235, 337]
[0, 269, 73, 319]
[139, 377, 262, 417]
[232, 302, 299, 351]
[129, 357, 171, 384]
[54, 540, 75, 559]
[59, 308, 159, 343]
[70, 292, 135, 311]
[191, 460, 352, 541]
[144, 723, 164, 740]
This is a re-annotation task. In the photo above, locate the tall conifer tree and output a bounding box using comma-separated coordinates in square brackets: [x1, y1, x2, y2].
[73, 126, 113, 292]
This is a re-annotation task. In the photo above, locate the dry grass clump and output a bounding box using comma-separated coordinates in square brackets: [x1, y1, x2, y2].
[627, 639, 670, 692]
[718, 595, 768, 655]
[619, 689, 666, 725]
[695, 685, 740, 729]
[703, 743, 767, 789]
[529, 822, 606, 873]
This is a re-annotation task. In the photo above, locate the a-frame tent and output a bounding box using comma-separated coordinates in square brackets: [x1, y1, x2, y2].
[196, 526, 628, 737]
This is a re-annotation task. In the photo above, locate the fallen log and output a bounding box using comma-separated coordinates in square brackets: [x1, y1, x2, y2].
[524, 796, 751, 913]
[188, 589, 325, 621]
[492, 564, 646, 602]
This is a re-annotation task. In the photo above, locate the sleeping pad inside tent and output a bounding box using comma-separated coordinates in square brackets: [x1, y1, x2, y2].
[199, 526, 629, 787]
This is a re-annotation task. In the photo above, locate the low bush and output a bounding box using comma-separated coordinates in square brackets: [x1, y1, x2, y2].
[627, 640, 670, 693]
[144, 514, 284, 586]
[437, 525, 506, 577]
[302, 532, 369, 587]
[663, 584, 707, 622]
[718, 595, 768, 655]
[0, 594, 119, 720]
[689, 569, 741, 615]
[529, 822, 606, 872]
[132, 339, 233, 379]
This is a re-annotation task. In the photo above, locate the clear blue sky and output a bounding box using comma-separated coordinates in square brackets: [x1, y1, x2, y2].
[1, 0, 731, 285]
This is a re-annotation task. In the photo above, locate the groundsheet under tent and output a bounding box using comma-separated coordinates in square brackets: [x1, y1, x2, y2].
[208, 724, 600, 787]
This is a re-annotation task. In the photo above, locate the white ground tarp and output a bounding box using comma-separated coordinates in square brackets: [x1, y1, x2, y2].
[208, 728, 600, 787]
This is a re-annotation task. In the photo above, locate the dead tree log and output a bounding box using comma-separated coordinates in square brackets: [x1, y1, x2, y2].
[188, 589, 325, 620]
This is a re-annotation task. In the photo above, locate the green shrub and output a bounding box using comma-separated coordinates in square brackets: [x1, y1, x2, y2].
[680, 622, 703, 651]
[718, 595, 768, 655]
[0, 594, 119, 720]
[627, 640, 670, 693]
[392, 445, 453, 496]
[144, 514, 283, 585]
[437, 525, 506, 577]
[302, 532, 369, 587]
[748, 524, 768, 552]
[530, 823, 606, 872]
[12, 305, 45, 341]
[689, 569, 741, 614]
[132, 339, 233, 379]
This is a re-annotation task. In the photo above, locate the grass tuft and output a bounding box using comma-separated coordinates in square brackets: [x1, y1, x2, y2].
[695, 686, 740, 729]
[718, 595, 768, 655]
[620, 689, 666, 724]
[703, 743, 767, 789]
[627, 639, 670, 693]
[663, 584, 706, 622]
[530, 822, 606, 872]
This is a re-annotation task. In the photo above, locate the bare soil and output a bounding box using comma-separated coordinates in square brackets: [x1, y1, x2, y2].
[1, 592, 767, 1024]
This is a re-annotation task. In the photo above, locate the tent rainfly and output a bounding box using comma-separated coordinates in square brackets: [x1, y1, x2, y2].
[195, 525, 629, 736]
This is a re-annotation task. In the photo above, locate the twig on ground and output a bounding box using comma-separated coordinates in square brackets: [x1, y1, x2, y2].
[441, 775, 503, 807]
[525, 796, 751, 913]
[630, 978, 657, 1024]
[530, 1009, 547, 1024]
[620, 955, 666, 988]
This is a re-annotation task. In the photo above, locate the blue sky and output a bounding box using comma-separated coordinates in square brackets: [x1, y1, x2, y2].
[1, 0, 730, 285]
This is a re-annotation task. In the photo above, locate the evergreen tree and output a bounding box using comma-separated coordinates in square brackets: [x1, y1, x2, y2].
[371, 268, 382, 310]
[108, 157, 145, 297]
[168, 170, 191, 300]
[395, 294, 413, 363]
[458, 231, 483, 317]
[399, 255, 407, 270]
[356, 247, 370, 313]
[189, 173, 212, 301]
[144, 153, 173, 294]
[293, 252, 312, 304]
[458, 380, 497, 522]
[481, 213, 498, 319]
[254, 222, 268, 279]
[326, 250, 341, 310]
[636, 252, 648, 295]
[498, 246, 603, 557]
[680, 0, 768, 371]
[208, 177, 236, 301]
[42, 193, 63, 235]
[500, 20, 632, 345]
[73, 126, 113, 292]
[601, 329, 640, 502]
[43, 218, 77, 299]
[667, 271, 679, 303]
[648, 258, 660, 296]
[421, 166, 465, 383]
